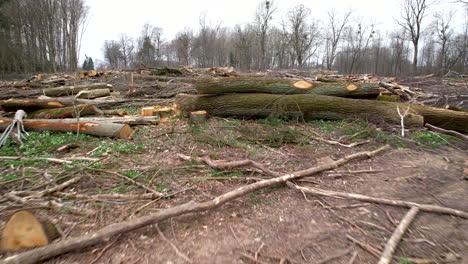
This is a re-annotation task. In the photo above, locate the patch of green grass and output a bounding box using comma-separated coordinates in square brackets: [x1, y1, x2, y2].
[122, 107, 140, 115]
[308, 120, 348, 133]
[375, 130, 407, 148]
[411, 131, 452, 148]
[91, 141, 145, 156]
[256, 117, 289, 126]
[111, 184, 135, 193]
[237, 125, 306, 148]
[120, 170, 139, 179]
[209, 169, 242, 178]
[399, 258, 415, 264]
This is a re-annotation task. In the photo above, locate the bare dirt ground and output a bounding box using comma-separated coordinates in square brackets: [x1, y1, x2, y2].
[0, 72, 467, 264]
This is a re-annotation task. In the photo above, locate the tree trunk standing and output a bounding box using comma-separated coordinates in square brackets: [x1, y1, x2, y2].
[412, 40, 419, 75]
[175, 93, 468, 133]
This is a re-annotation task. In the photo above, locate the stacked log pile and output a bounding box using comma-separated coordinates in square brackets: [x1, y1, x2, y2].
[0, 81, 159, 139]
[176, 77, 468, 133]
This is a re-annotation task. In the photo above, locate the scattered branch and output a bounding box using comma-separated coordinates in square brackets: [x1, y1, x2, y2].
[425, 123, 468, 142]
[378, 207, 420, 264]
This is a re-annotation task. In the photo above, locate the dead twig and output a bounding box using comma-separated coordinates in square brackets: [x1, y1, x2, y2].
[317, 247, 353, 264]
[378, 207, 419, 264]
[155, 224, 192, 263]
[346, 235, 381, 258]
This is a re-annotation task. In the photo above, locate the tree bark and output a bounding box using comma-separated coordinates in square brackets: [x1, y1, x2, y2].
[28, 104, 103, 119]
[195, 78, 381, 99]
[0, 119, 132, 138]
[42, 83, 113, 97]
[75, 88, 111, 99]
[0, 98, 76, 112]
[175, 93, 468, 133]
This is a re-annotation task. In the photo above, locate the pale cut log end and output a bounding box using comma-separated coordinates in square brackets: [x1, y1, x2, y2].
[141, 107, 156, 116]
[118, 124, 133, 139]
[293, 80, 314, 90]
[189, 110, 208, 124]
[346, 84, 359, 92]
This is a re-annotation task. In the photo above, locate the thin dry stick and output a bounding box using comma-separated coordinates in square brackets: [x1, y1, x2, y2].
[347, 251, 358, 264]
[155, 224, 192, 263]
[85, 167, 162, 196]
[425, 123, 468, 142]
[396, 106, 410, 137]
[317, 247, 352, 264]
[52, 192, 161, 201]
[287, 183, 468, 219]
[0, 146, 389, 264]
[346, 235, 381, 258]
[26, 177, 82, 199]
[378, 206, 420, 264]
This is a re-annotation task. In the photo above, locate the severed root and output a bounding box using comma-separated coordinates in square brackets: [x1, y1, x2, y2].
[0, 109, 29, 147]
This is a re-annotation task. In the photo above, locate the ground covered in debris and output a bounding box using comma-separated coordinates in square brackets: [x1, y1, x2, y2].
[0, 71, 467, 264]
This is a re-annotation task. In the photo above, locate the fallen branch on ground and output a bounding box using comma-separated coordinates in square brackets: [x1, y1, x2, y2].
[425, 123, 468, 142]
[378, 207, 419, 264]
[0, 146, 389, 264]
[287, 183, 468, 218]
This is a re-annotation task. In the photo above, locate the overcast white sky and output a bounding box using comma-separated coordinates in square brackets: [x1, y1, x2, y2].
[80, 0, 466, 64]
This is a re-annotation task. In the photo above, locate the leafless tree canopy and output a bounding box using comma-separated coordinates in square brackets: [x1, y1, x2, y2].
[0, 0, 88, 73]
[0, 0, 467, 76]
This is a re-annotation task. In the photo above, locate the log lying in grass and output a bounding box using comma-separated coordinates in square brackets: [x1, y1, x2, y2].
[195, 77, 381, 98]
[28, 104, 103, 119]
[0, 210, 59, 251]
[42, 83, 113, 97]
[0, 98, 76, 112]
[0, 119, 132, 138]
[175, 93, 468, 133]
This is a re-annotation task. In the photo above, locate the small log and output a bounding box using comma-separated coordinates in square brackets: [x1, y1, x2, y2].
[195, 77, 381, 98]
[41, 77, 66, 85]
[424, 123, 468, 142]
[378, 207, 420, 264]
[0, 98, 76, 112]
[0, 210, 59, 251]
[189, 111, 207, 124]
[101, 109, 127, 116]
[379, 81, 412, 101]
[445, 105, 467, 112]
[28, 104, 103, 119]
[42, 83, 113, 97]
[0, 119, 132, 138]
[75, 88, 110, 99]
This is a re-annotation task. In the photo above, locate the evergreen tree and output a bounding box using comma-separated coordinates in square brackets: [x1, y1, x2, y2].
[82, 55, 95, 70]
[82, 55, 89, 70]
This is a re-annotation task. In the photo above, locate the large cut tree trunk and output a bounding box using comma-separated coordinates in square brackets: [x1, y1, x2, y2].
[0, 119, 132, 138]
[42, 83, 113, 97]
[28, 104, 103, 119]
[175, 93, 468, 133]
[195, 77, 382, 99]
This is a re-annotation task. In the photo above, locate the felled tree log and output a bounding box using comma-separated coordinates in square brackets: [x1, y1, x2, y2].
[1, 98, 79, 112]
[195, 77, 381, 98]
[0, 119, 132, 138]
[28, 104, 103, 119]
[75, 88, 111, 99]
[175, 93, 468, 133]
[42, 83, 113, 97]
[54, 116, 159, 125]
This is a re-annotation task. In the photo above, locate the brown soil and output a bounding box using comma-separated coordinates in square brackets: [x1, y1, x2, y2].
[0, 73, 467, 264]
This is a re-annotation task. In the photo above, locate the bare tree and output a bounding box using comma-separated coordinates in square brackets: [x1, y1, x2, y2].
[118, 34, 134, 68]
[103, 40, 122, 69]
[325, 10, 352, 70]
[284, 5, 321, 68]
[433, 11, 454, 74]
[172, 28, 192, 66]
[254, 0, 276, 69]
[397, 0, 430, 74]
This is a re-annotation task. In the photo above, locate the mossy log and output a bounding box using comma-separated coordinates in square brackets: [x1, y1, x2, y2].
[0, 119, 132, 138]
[42, 83, 113, 97]
[28, 104, 103, 119]
[195, 77, 381, 99]
[175, 93, 468, 133]
[0, 210, 59, 252]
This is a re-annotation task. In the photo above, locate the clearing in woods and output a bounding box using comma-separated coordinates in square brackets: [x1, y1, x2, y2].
[0, 72, 467, 264]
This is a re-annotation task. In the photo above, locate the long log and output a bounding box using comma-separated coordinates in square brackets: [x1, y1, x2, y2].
[75, 88, 111, 99]
[0, 146, 388, 264]
[28, 104, 103, 119]
[42, 83, 113, 97]
[175, 93, 468, 133]
[0, 119, 132, 138]
[195, 77, 382, 98]
[0, 98, 76, 112]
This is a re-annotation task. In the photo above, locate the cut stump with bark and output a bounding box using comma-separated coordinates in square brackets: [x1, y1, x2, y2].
[0, 210, 59, 252]
[189, 110, 208, 124]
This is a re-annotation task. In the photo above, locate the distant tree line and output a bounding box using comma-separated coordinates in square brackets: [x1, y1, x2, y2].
[101, 0, 467, 76]
[0, 0, 88, 73]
